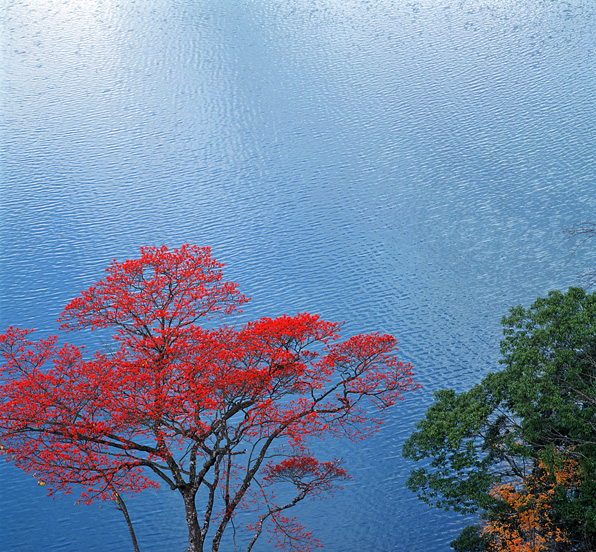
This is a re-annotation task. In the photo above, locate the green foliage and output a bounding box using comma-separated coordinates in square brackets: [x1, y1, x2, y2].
[403, 287, 596, 550]
[450, 525, 492, 552]
[402, 386, 501, 514]
[498, 288, 596, 449]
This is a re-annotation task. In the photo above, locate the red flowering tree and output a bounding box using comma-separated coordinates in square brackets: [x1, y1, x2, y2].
[0, 245, 420, 552]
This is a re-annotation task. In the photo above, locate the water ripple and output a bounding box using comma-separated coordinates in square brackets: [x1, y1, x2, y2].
[1, 0, 595, 550]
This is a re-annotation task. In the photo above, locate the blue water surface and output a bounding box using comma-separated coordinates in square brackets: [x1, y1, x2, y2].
[1, 0, 595, 550]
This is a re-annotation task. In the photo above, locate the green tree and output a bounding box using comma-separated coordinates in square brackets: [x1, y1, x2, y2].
[403, 287, 596, 551]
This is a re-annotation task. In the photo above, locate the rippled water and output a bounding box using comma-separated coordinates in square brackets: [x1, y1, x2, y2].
[1, 0, 595, 550]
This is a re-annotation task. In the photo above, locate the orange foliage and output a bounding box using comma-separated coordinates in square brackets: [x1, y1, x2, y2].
[481, 453, 579, 552]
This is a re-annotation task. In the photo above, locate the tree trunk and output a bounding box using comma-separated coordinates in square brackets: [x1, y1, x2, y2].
[114, 492, 142, 552]
[183, 491, 204, 552]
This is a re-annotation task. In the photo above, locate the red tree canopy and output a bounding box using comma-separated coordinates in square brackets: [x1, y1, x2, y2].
[0, 245, 420, 552]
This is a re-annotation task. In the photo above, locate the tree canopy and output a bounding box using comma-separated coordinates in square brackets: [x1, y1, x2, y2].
[403, 287, 596, 551]
[0, 245, 420, 552]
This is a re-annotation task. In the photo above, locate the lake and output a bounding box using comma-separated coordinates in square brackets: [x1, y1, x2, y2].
[1, 0, 595, 550]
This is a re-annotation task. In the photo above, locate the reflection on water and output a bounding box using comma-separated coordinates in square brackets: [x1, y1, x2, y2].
[1, 0, 595, 550]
